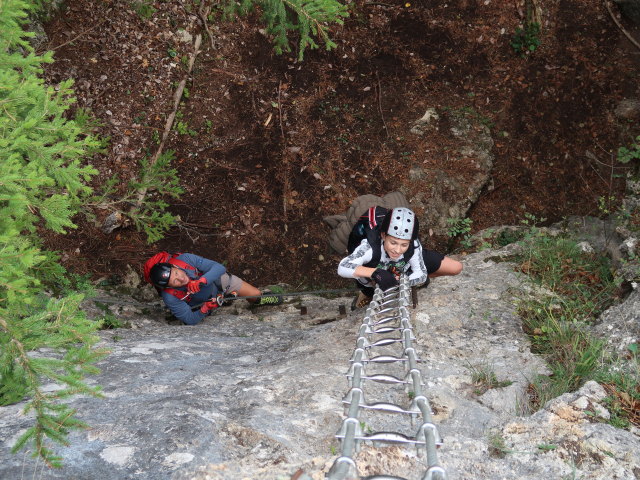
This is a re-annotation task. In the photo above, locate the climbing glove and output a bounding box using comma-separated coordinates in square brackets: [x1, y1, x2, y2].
[199, 298, 220, 315]
[371, 268, 398, 291]
[187, 277, 207, 293]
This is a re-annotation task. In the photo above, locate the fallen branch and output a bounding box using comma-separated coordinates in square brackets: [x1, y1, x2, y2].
[276, 81, 290, 225]
[133, 33, 202, 208]
[376, 71, 388, 137]
[278, 81, 285, 139]
[197, 4, 216, 52]
[40, 8, 112, 54]
[605, 0, 640, 51]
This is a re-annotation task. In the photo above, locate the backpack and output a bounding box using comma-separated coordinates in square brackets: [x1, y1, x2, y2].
[347, 206, 415, 268]
[143, 252, 201, 301]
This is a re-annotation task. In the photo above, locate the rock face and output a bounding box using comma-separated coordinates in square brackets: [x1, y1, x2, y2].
[1, 242, 639, 480]
[405, 109, 494, 235]
[0, 296, 354, 480]
[593, 288, 640, 364]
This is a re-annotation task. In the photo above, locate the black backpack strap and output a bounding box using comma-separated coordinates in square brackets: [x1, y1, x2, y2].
[347, 219, 367, 254]
[347, 206, 389, 255]
[363, 228, 382, 268]
[405, 240, 416, 262]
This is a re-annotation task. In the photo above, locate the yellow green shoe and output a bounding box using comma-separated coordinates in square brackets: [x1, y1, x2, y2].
[255, 293, 283, 306]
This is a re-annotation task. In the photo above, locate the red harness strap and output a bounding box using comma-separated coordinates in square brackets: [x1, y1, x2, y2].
[368, 206, 378, 229]
[167, 256, 196, 272]
[164, 287, 192, 301]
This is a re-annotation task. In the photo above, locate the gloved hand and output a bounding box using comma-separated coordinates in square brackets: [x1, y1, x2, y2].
[371, 268, 398, 291]
[388, 265, 401, 280]
[199, 298, 219, 315]
[187, 277, 207, 293]
[223, 291, 238, 301]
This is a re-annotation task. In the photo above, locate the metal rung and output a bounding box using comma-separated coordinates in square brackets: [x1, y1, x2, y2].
[336, 431, 424, 446]
[370, 326, 402, 334]
[372, 316, 399, 326]
[379, 285, 400, 294]
[378, 298, 402, 307]
[342, 400, 416, 415]
[374, 306, 399, 316]
[363, 355, 407, 364]
[363, 476, 408, 480]
[360, 324, 404, 335]
[365, 337, 403, 348]
[346, 373, 409, 385]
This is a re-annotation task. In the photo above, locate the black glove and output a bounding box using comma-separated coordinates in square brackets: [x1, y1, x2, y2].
[220, 291, 238, 307]
[371, 269, 398, 291]
[223, 291, 238, 300]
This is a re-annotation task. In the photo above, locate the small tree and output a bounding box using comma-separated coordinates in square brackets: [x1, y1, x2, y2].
[223, 0, 349, 60]
[88, 150, 184, 243]
[0, 0, 107, 467]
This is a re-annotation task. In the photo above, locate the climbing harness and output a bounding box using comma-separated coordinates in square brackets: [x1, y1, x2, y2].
[327, 276, 446, 480]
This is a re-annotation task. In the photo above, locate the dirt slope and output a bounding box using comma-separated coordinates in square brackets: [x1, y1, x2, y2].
[41, 0, 640, 288]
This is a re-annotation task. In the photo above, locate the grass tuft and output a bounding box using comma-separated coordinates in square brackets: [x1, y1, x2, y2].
[515, 231, 638, 426]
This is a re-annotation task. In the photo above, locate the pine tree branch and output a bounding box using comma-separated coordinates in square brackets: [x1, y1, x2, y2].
[281, 0, 330, 41]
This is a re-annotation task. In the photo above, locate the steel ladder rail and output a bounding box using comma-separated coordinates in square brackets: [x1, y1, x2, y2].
[327, 277, 446, 480]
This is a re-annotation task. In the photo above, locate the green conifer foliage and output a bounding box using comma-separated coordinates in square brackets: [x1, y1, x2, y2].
[224, 0, 348, 60]
[1, 0, 107, 467]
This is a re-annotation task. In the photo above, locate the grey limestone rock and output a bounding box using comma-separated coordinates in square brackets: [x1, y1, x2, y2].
[1, 245, 638, 480]
[404, 109, 494, 236]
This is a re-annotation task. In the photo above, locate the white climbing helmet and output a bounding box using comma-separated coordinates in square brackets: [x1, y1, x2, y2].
[386, 207, 416, 240]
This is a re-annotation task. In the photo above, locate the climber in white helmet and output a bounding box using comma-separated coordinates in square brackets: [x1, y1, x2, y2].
[338, 207, 462, 308]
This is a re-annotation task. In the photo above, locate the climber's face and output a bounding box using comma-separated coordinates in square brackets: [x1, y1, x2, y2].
[381, 233, 410, 260]
[167, 267, 190, 288]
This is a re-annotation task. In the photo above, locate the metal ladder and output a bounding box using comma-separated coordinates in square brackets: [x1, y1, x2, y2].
[327, 276, 446, 480]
